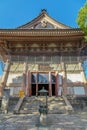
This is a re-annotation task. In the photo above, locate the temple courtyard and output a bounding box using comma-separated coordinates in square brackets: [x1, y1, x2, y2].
[0, 112, 87, 130]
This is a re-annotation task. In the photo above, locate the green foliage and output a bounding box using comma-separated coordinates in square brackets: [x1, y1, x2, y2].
[85, 36, 87, 41]
[77, 1, 87, 36]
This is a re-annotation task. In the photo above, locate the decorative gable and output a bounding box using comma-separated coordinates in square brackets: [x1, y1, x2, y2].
[18, 9, 71, 29]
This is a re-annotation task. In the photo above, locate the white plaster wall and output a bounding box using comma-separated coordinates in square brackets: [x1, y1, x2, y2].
[67, 73, 83, 82]
[7, 73, 23, 84]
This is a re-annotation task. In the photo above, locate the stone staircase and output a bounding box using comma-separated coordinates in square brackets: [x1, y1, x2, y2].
[8, 97, 19, 112]
[67, 96, 87, 113]
[48, 96, 67, 114]
[19, 96, 42, 114]
[18, 96, 68, 114]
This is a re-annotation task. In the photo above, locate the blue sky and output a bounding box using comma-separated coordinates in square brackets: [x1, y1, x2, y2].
[0, 0, 86, 75]
[0, 0, 86, 29]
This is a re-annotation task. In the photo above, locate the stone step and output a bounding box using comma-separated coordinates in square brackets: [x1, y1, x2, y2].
[19, 96, 67, 114]
[13, 96, 25, 114]
[5, 96, 71, 114]
[19, 109, 39, 114]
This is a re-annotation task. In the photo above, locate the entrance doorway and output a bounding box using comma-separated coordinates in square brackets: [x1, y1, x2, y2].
[32, 84, 36, 96]
[31, 84, 56, 96]
[52, 84, 55, 96]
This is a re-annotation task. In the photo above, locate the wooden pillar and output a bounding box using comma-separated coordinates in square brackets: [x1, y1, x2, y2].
[23, 73, 26, 94]
[0, 59, 11, 97]
[61, 62, 67, 95]
[26, 71, 29, 96]
[36, 72, 38, 96]
[28, 71, 32, 96]
[22, 62, 27, 95]
[26, 71, 32, 97]
[55, 72, 59, 97]
[49, 72, 52, 96]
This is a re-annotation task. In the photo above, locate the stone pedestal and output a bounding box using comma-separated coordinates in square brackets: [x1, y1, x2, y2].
[1, 89, 10, 113]
[39, 113, 48, 126]
[1, 96, 9, 113]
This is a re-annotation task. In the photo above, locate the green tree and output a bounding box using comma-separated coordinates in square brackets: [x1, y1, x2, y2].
[77, 1, 87, 40]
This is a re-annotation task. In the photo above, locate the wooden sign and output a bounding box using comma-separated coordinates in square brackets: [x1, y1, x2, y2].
[39, 64, 52, 71]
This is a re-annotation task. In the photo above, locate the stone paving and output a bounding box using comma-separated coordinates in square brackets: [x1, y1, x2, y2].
[0, 112, 87, 130]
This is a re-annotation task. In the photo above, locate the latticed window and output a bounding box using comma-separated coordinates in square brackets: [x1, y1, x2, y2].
[51, 56, 60, 63]
[62, 56, 69, 63]
[11, 55, 83, 64]
[67, 86, 85, 95]
[70, 56, 78, 63]
[36, 56, 42, 63]
[18, 56, 26, 62]
[28, 56, 35, 63]
[73, 86, 85, 95]
[43, 56, 51, 63]
[11, 56, 18, 61]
